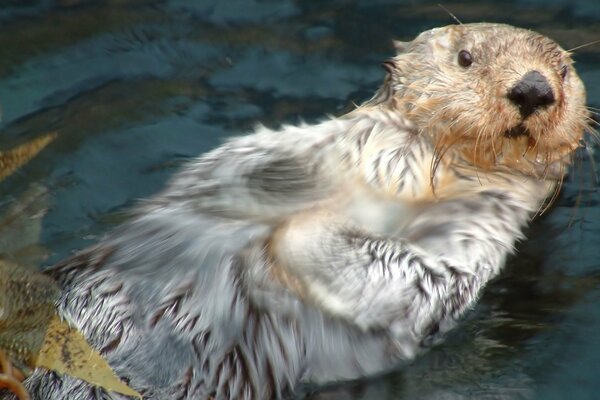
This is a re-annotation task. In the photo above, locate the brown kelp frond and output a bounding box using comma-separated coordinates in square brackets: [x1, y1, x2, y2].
[0, 132, 57, 182]
[0, 349, 30, 400]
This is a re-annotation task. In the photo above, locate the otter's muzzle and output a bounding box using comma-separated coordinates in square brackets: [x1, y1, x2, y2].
[507, 70, 555, 119]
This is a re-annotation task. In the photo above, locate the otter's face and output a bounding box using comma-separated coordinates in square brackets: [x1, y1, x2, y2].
[388, 23, 588, 179]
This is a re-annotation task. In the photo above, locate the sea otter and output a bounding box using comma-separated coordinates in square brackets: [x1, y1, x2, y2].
[20, 23, 588, 399]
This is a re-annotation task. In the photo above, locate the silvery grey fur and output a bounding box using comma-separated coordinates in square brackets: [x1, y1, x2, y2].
[18, 109, 547, 400]
[18, 28, 564, 400]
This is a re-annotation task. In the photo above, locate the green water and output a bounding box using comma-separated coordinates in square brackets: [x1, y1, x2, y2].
[0, 1, 598, 399]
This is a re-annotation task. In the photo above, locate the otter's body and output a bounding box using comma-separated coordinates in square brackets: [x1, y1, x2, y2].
[22, 23, 587, 399]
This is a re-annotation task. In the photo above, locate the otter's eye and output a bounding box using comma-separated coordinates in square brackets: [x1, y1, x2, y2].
[560, 65, 568, 80]
[458, 50, 473, 67]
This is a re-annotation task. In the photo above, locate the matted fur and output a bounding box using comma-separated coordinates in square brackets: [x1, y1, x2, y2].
[19, 23, 587, 400]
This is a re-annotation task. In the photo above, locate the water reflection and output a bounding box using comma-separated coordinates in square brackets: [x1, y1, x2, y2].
[0, 1, 598, 399]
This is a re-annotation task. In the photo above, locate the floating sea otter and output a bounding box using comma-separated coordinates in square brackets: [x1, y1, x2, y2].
[22, 23, 589, 399]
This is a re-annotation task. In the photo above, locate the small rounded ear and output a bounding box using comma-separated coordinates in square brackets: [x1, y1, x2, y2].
[381, 59, 396, 74]
[392, 40, 409, 53]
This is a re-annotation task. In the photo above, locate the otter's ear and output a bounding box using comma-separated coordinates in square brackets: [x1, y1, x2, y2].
[392, 40, 409, 53]
[381, 59, 397, 74]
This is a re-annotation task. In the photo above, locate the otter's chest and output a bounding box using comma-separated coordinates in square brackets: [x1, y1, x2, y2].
[337, 138, 462, 237]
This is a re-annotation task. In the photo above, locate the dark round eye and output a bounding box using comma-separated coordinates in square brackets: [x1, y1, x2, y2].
[458, 50, 473, 67]
[560, 65, 568, 80]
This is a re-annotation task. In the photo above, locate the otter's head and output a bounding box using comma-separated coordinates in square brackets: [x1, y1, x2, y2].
[381, 23, 588, 179]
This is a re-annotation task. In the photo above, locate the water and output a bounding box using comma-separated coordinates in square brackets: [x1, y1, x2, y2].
[0, 1, 598, 399]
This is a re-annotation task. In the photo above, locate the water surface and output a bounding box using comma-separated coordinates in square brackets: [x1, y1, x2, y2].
[0, 1, 599, 399]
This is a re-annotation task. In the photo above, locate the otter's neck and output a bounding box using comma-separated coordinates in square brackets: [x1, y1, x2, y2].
[331, 106, 555, 283]
[339, 106, 554, 208]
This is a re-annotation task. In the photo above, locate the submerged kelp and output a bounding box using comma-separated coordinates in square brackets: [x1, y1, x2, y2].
[0, 260, 58, 372]
[0, 133, 56, 182]
[0, 133, 56, 264]
[0, 259, 141, 399]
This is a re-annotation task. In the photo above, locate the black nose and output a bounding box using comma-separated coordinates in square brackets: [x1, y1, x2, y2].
[506, 70, 555, 119]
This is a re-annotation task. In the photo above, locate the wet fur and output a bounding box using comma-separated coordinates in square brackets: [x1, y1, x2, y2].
[21, 24, 587, 399]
